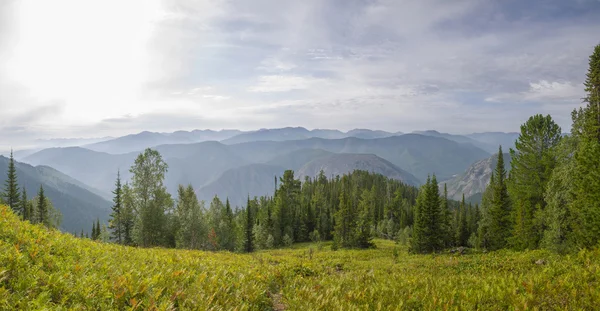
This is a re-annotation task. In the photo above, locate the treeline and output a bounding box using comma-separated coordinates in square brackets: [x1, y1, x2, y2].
[410, 44, 600, 254]
[0, 151, 62, 229]
[100, 147, 486, 252]
[102, 147, 426, 251]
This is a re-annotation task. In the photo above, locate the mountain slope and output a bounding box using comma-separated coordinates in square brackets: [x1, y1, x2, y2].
[413, 130, 496, 153]
[229, 135, 490, 182]
[0, 156, 111, 233]
[23, 142, 247, 196]
[297, 153, 421, 186]
[441, 153, 512, 201]
[266, 149, 334, 171]
[197, 164, 286, 207]
[466, 132, 519, 152]
[23, 147, 136, 195]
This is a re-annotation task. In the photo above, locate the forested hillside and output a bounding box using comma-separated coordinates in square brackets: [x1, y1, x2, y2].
[0, 155, 111, 233]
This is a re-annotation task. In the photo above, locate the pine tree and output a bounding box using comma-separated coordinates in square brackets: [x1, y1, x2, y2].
[455, 194, 469, 247]
[92, 221, 97, 240]
[410, 175, 443, 253]
[3, 150, 20, 213]
[108, 171, 124, 244]
[571, 44, 600, 249]
[355, 188, 374, 248]
[441, 184, 453, 247]
[36, 185, 49, 226]
[486, 147, 512, 250]
[20, 188, 30, 221]
[244, 195, 254, 252]
[508, 114, 562, 250]
[96, 219, 101, 240]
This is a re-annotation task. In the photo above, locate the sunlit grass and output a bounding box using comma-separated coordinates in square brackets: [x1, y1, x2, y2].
[1, 205, 599, 310]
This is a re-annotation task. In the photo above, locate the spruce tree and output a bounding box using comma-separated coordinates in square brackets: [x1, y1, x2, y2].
[570, 44, 600, 249]
[96, 219, 101, 240]
[20, 188, 30, 221]
[3, 150, 20, 213]
[109, 171, 123, 244]
[410, 175, 443, 253]
[455, 194, 469, 247]
[245, 196, 254, 252]
[37, 185, 49, 226]
[486, 147, 512, 250]
[508, 114, 561, 250]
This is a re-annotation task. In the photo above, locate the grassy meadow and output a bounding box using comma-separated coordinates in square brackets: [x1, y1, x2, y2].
[1, 204, 599, 310]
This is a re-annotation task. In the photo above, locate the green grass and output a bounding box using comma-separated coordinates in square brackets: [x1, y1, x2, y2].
[1, 205, 599, 310]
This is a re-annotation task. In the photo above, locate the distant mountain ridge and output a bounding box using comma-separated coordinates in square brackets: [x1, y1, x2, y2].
[85, 129, 243, 154]
[296, 153, 420, 186]
[0, 156, 111, 234]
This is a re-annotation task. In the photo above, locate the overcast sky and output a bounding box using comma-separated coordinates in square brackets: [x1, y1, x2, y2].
[1, 0, 599, 151]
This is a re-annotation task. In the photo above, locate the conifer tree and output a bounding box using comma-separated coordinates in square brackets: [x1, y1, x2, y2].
[20, 188, 30, 221]
[3, 150, 20, 213]
[410, 175, 443, 253]
[455, 194, 469, 247]
[440, 184, 453, 247]
[92, 222, 97, 240]
[96, 219, 101, 240]
[570, 44, 600, 249]
[109, 171, 124, 244]
[36, 185, 49, 226]
[486, 147, 512, 250]
[508, 114, 561, 250]
[355, 188, 374, 248]
[244, 195, 254, 252]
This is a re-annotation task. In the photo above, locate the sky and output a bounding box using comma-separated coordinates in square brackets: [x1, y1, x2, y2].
[1, 0, 599, 151]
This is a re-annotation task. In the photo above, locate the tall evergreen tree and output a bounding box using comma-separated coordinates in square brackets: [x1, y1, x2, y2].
[109, 171, 124, 244]
[3, 150, 20, 213]
[36, 185, 49, 226]
[20, 188, 31, 221]
[244, 195, 254, 252]
[485, 147, 512, 250]
[355, 188, 374, 248]
[455, 194, 469, 247]
[570, 44, 600, 249]
[410, 175, 443, 253]
[508, 114, 562, 250]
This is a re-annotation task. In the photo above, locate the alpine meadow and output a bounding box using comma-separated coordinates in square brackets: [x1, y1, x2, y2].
[2, 1, 600, 310]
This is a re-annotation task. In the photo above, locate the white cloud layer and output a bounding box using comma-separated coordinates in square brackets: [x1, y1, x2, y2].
[1, 0, 599, 152]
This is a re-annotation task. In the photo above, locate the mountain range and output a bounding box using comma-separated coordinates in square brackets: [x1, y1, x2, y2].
[5, 126, 524, 232]
[0, 156, 111, 233]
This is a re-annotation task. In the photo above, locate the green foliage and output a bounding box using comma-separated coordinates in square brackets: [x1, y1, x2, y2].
[129, 148, 172, 248]
[479, 148, 512, 250]
[508, 114, 562, 250]
[410, 175, 443, 253]
[2, 150, 20, 214]
[175, 185, 207, 250]
[108, 171, 124, 244]
[2, 205, 600, 310]
[455, 195, 469, 247]
[569, 44, 600, 249]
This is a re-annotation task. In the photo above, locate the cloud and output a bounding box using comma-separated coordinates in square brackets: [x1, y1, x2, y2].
[486, 80, 585, 103]
[1, 0, 599, 151]
[247, 75, 328, 92]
